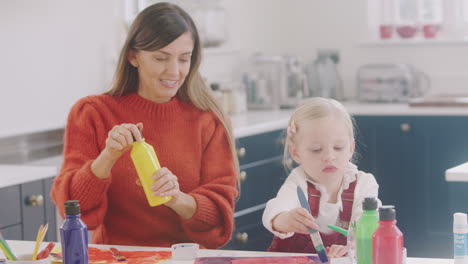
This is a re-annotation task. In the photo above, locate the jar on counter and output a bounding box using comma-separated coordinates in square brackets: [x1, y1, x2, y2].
[210, 81, 247, 114]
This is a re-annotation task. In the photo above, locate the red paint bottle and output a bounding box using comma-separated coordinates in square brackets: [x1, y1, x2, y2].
[372, 205, 404, 264]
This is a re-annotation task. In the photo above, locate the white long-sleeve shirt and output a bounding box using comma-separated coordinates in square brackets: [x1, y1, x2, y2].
[262, 162, 380, 239]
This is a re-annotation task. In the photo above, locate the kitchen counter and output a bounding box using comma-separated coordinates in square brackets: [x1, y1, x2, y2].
[232, 102, 468, 138]
[343, 102, 468, 116]
[0, 165, 57, 189]
[445, 162, 468, 182]
[3, 240, 452, 264]
[3, 102, 468, 188]
[231, 109, 292, 138]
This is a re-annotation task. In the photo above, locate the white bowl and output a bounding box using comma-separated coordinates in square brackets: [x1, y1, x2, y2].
[171, 243, 199, 261]
[5, 254, 50, 264]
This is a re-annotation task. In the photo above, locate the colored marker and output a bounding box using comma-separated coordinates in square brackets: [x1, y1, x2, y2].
[0, 233, 17, 260]
[327, 224, 348, 236]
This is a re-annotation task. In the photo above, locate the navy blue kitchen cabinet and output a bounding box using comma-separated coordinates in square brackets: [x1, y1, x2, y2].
[354, 115, 468, 258]
[0, 178, 57, 241]
[223, 129, 287, 251]
[0, 185, 22, 240]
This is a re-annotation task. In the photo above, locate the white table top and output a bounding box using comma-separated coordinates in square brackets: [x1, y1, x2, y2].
[2, 240, 452, 264]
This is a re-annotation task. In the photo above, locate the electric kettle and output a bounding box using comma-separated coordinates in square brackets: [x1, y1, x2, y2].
[305, 54, 344, 100]
[279, 56, 309, 108]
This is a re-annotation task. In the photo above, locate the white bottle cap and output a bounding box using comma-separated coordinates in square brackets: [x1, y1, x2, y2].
[453, 212, 468, 233]
[171, 243, 199, 261]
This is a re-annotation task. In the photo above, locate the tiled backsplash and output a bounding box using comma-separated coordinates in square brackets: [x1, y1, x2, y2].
[0, 129, 64, 164]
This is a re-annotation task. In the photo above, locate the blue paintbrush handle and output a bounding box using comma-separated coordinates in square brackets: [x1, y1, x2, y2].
[297, 186, 329, 263]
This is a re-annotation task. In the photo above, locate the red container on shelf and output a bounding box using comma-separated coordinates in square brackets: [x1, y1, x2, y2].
[396, 25, 418, 39]
[379, 25, 394, 39]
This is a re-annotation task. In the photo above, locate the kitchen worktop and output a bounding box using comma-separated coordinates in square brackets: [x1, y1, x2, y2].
[445, 162, 468, 182]
[231, 109, 292, 138]
[3, 240, 453, 264]
[2, 102, 468, 189]
[0, 165, 57, 189]
[232, 102, 468, 137]
[343, 101, 468, 116]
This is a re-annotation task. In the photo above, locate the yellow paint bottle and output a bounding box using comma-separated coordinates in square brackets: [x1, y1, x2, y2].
[130, 135, 172, 206]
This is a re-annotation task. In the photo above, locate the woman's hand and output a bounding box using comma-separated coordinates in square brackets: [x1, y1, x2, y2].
[151, 167, 197, 219]
[91, 122, 143, 179]
[326, 244, 348, 258]
[104, 122, 143, 160]
[151, 167, 181, 198]
[271, 208, 319, 234]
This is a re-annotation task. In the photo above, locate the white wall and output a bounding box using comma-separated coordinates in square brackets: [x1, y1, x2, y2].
[0, 0, 123, 137]
[223, 0, 468, 98]
[2, 0, 467, 137]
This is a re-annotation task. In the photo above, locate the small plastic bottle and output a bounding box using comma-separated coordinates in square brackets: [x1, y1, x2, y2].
[372, 205, 404, 264]
[60, 200, 88, 264]
[453, 212, 468, 264]
[356, 197, 379, 264]
[131, 133, 172, 207]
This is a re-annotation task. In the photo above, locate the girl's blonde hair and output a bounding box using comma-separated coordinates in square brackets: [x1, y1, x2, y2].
[283, 97, 355, 171]
[105, 2, 239, 174]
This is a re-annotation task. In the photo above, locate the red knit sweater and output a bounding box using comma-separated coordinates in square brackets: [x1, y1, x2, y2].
[51, 93, 238, 248]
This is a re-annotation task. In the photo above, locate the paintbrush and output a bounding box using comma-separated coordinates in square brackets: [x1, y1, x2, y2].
[32, 223, 48, 260]
[0, 232, 17, 260]
[297, 186, 329, 263]
[110, 247, 127, 261]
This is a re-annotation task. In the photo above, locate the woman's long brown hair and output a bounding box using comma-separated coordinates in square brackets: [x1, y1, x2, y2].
[106, 2, 239, 177]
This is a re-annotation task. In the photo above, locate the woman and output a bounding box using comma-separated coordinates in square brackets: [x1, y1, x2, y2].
[51, 2, 239, 248]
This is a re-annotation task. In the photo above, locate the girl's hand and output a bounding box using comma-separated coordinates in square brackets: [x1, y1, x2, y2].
[326, 244, 348, 258]
[151, 167, 181, 199]
[104, 122, 143, 159]
[272, 208, 319, 234]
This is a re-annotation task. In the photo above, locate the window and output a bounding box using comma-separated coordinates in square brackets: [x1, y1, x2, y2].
[367, 0, 468, 43]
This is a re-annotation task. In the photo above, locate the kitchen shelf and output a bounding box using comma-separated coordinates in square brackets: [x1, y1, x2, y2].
[360, 37, 468, 47]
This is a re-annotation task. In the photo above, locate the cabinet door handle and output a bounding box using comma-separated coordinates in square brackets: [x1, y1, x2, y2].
[237, 147, 246, 158]
[235, 232, 249, 244]
[240, 171, 247, 182]
[26, 194, 44, 207]
[400, 123, 411, 132]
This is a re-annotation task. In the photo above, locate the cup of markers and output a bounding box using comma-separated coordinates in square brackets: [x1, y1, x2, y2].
[0, 233, 17, 262]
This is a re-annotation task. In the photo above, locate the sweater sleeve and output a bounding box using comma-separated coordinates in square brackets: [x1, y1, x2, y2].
[50, 98, 112, 229]
[179, 118, 238, 249]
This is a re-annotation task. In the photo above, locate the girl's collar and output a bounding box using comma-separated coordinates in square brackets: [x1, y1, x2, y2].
[342, 162, 358, 190]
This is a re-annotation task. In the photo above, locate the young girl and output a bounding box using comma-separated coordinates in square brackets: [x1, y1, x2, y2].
[262, 97, 380, 257]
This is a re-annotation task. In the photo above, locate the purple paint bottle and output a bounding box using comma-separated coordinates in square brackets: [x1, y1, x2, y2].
[60, 200, 88, 264]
